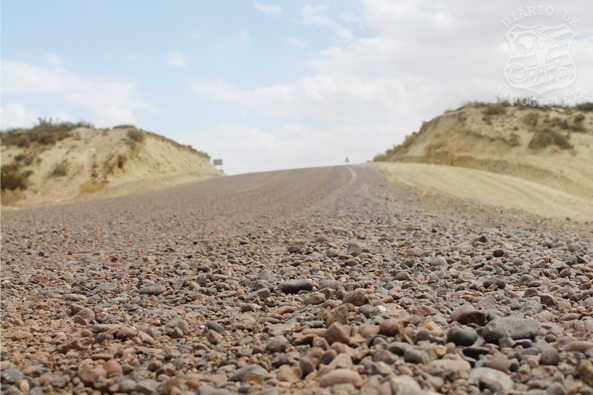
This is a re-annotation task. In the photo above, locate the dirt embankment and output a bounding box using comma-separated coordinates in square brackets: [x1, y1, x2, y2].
[373, 103, 593, 220]
[1, 126, 223, 208]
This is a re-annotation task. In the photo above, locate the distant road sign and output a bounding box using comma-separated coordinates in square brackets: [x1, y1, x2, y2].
[213, 159, 223, 166]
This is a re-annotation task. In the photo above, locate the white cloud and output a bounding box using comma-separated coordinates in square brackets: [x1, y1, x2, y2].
[1, 61, 145, 127]
[193, 0, 593, 126]
[298, 5, 354, 41]
[183, 121, 403, 175]
[284, 38, 308, 47]
[166, 53, 188, 67]
[193, 75, 410, 119]
[253, 2, 283, 17]
[0, 103, 40, 129]
[44, 53, 63, 67]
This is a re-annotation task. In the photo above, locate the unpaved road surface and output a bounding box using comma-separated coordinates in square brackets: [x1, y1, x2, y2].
[2, 165, 593, 395]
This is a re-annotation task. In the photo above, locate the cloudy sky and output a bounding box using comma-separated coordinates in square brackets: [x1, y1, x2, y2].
[3, 1, 593, 174]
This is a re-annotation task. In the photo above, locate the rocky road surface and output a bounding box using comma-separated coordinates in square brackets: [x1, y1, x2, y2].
[1, 165, 593, 395]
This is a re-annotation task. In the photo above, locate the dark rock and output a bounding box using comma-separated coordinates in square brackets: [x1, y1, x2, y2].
[278, 280, 313, 294]
[447, 326, 478, 346]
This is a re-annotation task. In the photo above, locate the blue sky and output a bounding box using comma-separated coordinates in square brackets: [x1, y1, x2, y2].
[3, 1, 593, 174]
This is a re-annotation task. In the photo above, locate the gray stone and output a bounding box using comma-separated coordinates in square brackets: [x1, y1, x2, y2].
[1, 369, 24, 384]
[431, 256, 448, 267]
[136, 379, 158, 395]
[404, 349, 428, 364]
[468, 368, 514, 392]
[138, 285, 164, 295]
[482, 317, 540, 343]
[93, 282, 117, 293]
[51, 376, 67, 389]
[230, 364, 269, 382]
[119, 379, 137, 393]
[246, 287, 271, 301]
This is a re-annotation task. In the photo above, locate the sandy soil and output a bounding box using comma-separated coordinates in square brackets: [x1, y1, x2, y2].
[370, 162, 593, 222]
[378, 106, 593, 201]
[1, 128, 223, 208]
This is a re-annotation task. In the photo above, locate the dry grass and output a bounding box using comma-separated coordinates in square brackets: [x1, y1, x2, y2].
[1, 189, 24, 205]
[80, 182, 107, 194]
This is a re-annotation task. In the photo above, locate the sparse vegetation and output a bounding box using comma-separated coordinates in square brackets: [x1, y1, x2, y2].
[522, 113, 539, 127]
[14, 151, 37, 166]
[482, 103, 507, 116]
[528, 127, 572, 150]
[50, 160, 69, 177]
[548, 116, 586, 133]
[508, 133, 521, 146]
[373, 132, 419, 161]
[0, 118, 93, 148]
[1, 163, 33, 191]
[113, 124, 136, 129]
[577, 102, 593, 112]
[127, 129, 146, 143]
[482, 116, 493, 125]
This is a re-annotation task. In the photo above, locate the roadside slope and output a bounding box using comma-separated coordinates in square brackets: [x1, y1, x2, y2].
[1, 125, 223, 208]
[371, 162, 593, 221]
[373, 102, 593, 220]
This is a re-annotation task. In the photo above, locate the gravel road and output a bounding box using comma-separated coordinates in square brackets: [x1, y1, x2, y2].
[2, 165, 593, 395]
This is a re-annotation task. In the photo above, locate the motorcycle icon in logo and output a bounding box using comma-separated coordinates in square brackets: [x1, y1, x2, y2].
[504, 24, 576, 94]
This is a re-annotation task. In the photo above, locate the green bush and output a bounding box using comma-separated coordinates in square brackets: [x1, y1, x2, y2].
[127, 129, 146, 143]
[1, 163, 33, 191]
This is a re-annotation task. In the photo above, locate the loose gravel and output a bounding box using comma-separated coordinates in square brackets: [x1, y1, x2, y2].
[1, 165, 592, 395]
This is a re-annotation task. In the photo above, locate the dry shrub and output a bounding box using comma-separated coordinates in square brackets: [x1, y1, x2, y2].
[577, 102, 593, 112]
[50, 160, 69, 177]
[568, 148, 578, 156]
[80, 182, 107, 194]
[113, 124, 136, 129]
[507, 133, 521, 146]
[528, 127, 572, 150]
[14, 151, 37, 166]
[127, 129, 146, 143]
[482, 104, 507, 116]
[522, 113, 539, 127]
[1, 164, 33, 191]
[482, 116, 493, 125]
